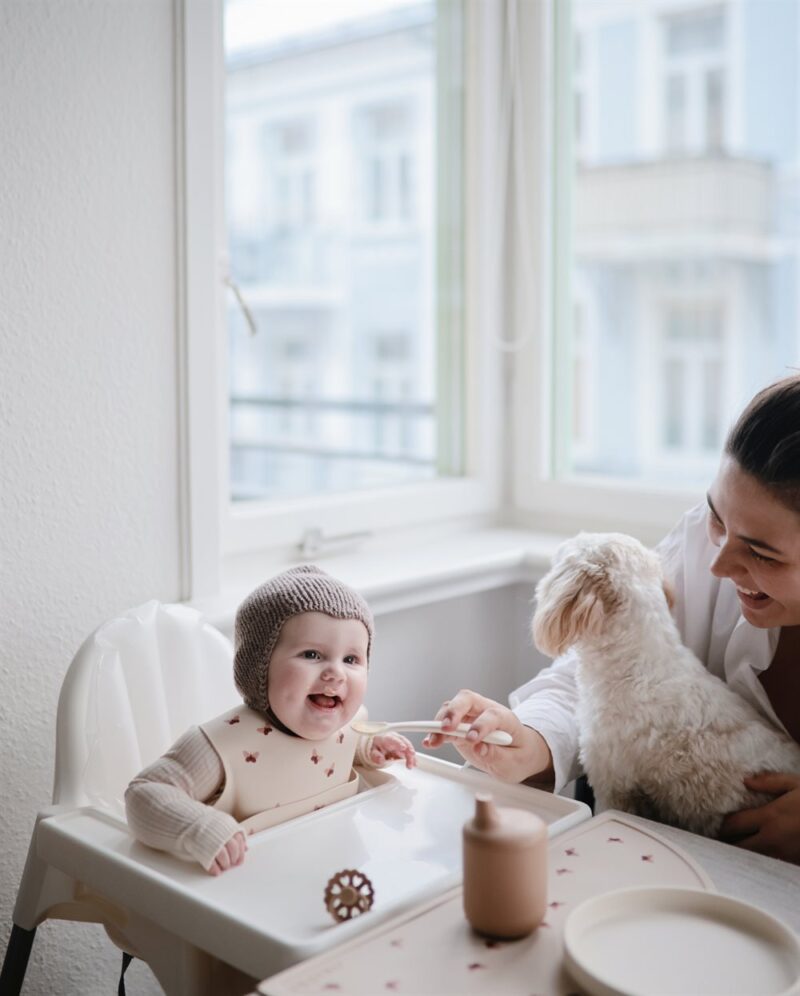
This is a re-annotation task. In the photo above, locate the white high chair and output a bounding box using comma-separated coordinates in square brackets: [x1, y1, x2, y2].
[0, 600, 240, 996]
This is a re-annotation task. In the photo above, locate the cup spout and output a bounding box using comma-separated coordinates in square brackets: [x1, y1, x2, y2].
[473, 793, 500, 831]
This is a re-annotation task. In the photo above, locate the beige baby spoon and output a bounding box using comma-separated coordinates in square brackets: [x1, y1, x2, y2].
[351, 719, 513, 746]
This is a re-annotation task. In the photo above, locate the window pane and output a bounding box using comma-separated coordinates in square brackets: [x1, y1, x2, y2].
[662, 358, 685, 449]
[224, 0, 460, 502]
[559, 0, 800, 488]
[665, 7, 725, 56]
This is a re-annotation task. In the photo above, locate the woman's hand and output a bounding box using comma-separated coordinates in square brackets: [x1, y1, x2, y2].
[720, 772, 800, 865]
[422, 689, 554, 785]
[208, 830, 248, 876]
[370, 732, 417, 769]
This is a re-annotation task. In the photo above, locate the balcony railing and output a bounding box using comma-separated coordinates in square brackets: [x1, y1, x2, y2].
[575, 155, 776, 259]
[230, 394, 437, 500]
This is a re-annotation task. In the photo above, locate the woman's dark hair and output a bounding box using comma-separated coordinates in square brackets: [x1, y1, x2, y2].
[726, 374, 800, 510]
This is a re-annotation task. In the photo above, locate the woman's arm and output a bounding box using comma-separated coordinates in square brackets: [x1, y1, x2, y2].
[423, 689, 555, 785]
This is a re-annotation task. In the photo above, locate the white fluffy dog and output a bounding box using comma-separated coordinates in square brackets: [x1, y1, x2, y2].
[532, 532, 800, 837]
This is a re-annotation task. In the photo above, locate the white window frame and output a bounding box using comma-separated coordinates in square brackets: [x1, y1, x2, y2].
[179, 0, 506, 597]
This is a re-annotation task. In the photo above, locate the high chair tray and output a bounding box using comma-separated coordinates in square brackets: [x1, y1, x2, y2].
[36, 754, 589, 981]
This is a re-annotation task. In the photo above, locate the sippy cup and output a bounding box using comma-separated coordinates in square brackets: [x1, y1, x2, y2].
[462, 792, 548, 939]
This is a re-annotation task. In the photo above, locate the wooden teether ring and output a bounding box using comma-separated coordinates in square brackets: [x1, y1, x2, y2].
[324, 869, 375, 922]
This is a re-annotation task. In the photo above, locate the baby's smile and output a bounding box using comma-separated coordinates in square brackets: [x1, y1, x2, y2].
[309, 692, 342, 709]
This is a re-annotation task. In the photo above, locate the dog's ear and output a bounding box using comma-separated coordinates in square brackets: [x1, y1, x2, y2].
[532, 564, 614, 657]
[662, 579, 675, 610]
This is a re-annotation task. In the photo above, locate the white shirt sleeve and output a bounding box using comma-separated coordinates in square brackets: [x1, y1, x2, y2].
[509, 649, 583, 792]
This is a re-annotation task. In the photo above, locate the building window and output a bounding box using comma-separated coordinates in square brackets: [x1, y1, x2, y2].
[356, 101, 416, 224]
[224, 0, 457, 504]
[657, 299, 725, 459]
[661, 5, 727, 156]
[267, 119, 316, 232]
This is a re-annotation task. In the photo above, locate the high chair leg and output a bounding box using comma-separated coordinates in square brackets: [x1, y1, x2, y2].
[0, 923, 37, 996]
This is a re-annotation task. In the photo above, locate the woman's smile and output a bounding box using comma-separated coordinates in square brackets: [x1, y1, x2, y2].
[735, 584, 772, 611]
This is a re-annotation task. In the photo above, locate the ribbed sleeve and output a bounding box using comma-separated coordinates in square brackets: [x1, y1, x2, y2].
[354, 734, 382, 769]
[125, 727, 241, 871]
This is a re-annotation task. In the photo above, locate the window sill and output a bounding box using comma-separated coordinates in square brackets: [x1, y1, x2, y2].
[188, 526, 567, 636]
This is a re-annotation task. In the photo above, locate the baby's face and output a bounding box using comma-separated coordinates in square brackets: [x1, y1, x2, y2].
[267, 612, 369, 740]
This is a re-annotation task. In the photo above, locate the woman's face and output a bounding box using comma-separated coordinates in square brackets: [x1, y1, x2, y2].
[707, 455, 800, 628]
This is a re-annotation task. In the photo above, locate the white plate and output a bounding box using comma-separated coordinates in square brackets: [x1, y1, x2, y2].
[564, 886, 800, 996]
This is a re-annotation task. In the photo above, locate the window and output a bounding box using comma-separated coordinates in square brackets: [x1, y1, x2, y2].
[172, 0, 508, 571]
[267, 119, 316, 233]
[662, 6, 727, 156]
[224, 0, 450, 505]
[188, 0, 800, 590]
[356, 101, 416, 224]
[552, 0, 800, 502]
[654, 297, 726, 464]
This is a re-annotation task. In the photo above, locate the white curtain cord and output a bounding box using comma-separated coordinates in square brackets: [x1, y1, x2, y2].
[224, 273, 258, 336]
[490, 0, 537, 354]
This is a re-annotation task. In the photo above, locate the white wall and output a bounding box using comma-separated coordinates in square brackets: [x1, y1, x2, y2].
[0, 2, 181, 993]
[370, 585, 541, 722]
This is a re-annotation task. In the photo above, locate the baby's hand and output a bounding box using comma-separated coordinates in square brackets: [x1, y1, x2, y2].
[370, 732, 417, 769]
[207, 830, 248, 876]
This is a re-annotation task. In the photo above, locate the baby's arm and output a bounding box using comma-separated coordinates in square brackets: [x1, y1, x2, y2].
[355, 732, 416, 769]
[125, 727, 246, 874]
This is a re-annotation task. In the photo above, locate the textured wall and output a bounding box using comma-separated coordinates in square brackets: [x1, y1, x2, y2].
[0, 2, 180, 993]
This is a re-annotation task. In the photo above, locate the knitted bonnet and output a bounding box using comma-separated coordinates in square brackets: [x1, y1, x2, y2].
[233, 564, 374, 715]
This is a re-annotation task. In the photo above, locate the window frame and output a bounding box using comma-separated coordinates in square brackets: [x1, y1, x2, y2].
[180, 0, 731, 602]
[510, 0, 707, 542]
[180, 0, 505, 593]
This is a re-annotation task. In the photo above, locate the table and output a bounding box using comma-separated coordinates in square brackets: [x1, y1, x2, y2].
[630, 814, 800, 933]
[257, 810, 800, 995]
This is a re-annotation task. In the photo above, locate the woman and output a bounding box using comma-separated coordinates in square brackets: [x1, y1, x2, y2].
[424, 375, 800, 864]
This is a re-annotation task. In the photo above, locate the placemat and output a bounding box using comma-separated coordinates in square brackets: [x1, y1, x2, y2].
[259, 811, 714, 995]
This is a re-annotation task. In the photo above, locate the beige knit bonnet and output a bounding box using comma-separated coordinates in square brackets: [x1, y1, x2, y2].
[233, 564, 374, 715]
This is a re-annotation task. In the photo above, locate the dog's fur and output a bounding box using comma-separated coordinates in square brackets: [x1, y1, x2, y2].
[532, 532, 800, 837]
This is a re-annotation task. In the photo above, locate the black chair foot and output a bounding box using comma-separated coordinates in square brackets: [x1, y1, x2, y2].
[118, 951, 134, 996]
[0, 923, 37, 996]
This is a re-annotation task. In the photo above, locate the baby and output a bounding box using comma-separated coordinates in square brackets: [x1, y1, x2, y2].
[125, 565, 415, 875]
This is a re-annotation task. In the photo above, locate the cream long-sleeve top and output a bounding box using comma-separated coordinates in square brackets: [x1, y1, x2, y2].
[125, 706, 379, 872]
[510, 502, 789, 793]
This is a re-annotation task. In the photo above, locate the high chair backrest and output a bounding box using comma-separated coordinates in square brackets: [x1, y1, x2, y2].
[53, 600, 239, 816]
